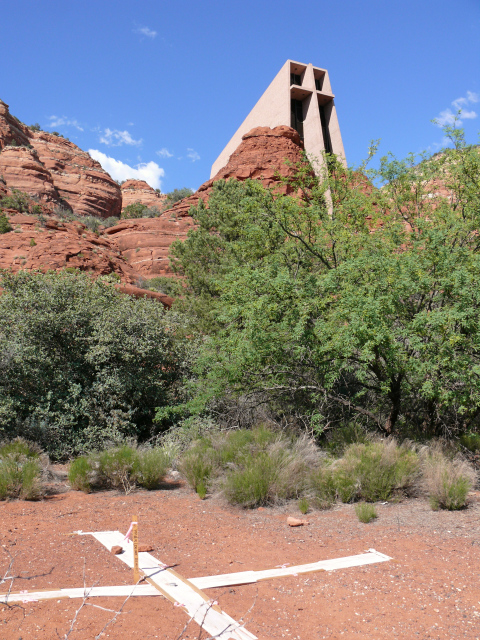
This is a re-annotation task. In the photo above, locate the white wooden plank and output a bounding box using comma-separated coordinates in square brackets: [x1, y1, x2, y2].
[190, 550, 392, 589]
[0, 584, 158, 603]
[91, 531, 257, 640]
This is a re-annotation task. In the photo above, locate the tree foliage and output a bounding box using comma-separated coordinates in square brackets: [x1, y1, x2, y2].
[169, 128, 480, 438]
[0, 271, 190, 459]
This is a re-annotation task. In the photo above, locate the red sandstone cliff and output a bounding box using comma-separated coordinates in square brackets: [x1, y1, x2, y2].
[0, 101, 121, 218]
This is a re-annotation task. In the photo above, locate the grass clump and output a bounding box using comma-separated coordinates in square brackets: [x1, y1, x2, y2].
[355, 502, 378, 523]
[334, 439, 420, 503]
[179, 427, 318, 508]
[97, 444, 138, 493]
[68, 444, 171, 494]
[298, 497, 309, 514]
[309, 463, 337, 509]
[134, 448, 170, 490]
[0, 438, 46, 500]
[178, 442, 215, 495]
[422, 445, 476, 510]
[68, 456, 93, 492]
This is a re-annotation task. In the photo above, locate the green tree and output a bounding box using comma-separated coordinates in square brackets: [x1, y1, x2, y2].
[0, 214, 12, 234]
[168, 131, 480, 438]
[0, 271, 190, 459]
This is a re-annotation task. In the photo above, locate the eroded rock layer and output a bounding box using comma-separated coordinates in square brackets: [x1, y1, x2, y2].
[121, 180, 167, 213]
[0, 101, 121, 218]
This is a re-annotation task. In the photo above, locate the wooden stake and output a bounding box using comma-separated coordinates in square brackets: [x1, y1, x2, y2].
[132, 515, 139, 583]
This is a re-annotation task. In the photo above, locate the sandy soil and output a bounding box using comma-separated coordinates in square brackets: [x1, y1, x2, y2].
[1, 470, 479, 640]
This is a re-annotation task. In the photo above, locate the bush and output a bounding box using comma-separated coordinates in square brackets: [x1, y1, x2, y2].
[223, 452, 279, 507]
[334, 439, 420, 503]
[0, 438, 46, 500]
[121, 202, 160, 219]
[97, 444, 139, 494]
[178, 444, 215, 494]
[355, 502, 377, 523]
[179, 427, 318, 508]
[102, 216, 120, 229]
[134, 448, 170, 489]
[422, 445, 476, 510]
[0, 190, 32, 213]
[459, 432, 480, 453]
[0, 214, 12, 234]
[68, 444, 171, 494]
[0, 270, 188, 459]
[163, 188, 194, 210]
[68, 456, 93, 492]
[309, 463, 337, 509]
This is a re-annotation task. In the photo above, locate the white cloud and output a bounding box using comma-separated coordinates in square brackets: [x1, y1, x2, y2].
[157, 147, 173, 158]
[134, 26, 157, 38]
[99, 128, 142, 147]
[434, 91, 478, 127]
[186, 148, 200, 162]
[48, 116, 83, 131]
[89, 149, 164, 190]
[435, 109, 457, 127]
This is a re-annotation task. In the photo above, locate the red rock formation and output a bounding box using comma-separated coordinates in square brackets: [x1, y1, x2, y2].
[0, 101, 121, 218]
[121, 180, 166, 213]
[105, 214, 195, 277]
[0, 213, 136, 281]
[0, 146, 59, 203]
[167, 125, 307, 217]
[0, 100, 31, 149]
[106, 126, 308, 277]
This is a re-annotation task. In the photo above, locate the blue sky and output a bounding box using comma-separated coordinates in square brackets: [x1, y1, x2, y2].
[1, 0, 479, 193]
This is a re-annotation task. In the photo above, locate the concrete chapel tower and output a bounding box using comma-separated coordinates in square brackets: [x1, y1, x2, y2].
[211, 60, 346, 178]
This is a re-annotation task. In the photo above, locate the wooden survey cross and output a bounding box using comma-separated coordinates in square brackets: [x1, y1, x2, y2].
[1, 529, 391, 640]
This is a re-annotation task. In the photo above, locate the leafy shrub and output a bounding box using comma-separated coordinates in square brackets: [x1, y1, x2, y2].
[422, 445, 476, 510]
[355, 502, 377, 523]
[0, 214, 12, 234]
[0, 438, 46, 500]
[29, 237, 36, 246]
[68, 456, 93, 492]
[0, 190, 32, 213]
[163, 187, 194, 210]
[102, 216, 120, 229]
[82, 216, 102, 233]
[139, 276, 184, 297]
[121, 202, 160, 219]
[134, 448, 170, 489]
[459, 432, 480, 453]
[30, 123, 42, 132]
[0, 270, 188, 459]
[334, 439, 420, 503]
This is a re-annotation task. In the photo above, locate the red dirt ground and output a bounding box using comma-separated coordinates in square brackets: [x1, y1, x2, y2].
[1, 471, 479, 640]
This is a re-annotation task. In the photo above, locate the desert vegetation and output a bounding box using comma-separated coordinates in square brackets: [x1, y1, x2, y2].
[0, 124, 479, 514]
